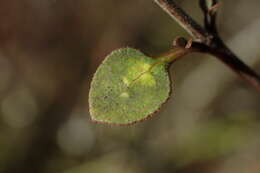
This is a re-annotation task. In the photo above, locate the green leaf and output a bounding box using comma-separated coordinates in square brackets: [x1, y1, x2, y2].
[89, 48, 171, 125]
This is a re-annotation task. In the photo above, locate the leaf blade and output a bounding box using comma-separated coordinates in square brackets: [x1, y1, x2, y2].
[89, 48, 171, 125]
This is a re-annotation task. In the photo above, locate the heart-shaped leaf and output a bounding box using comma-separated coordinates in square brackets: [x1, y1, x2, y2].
[89, 48, 171, 125]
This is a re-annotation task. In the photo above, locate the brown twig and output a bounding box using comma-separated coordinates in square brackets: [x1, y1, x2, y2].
[154, 0, 210, 43]
[199, 0, 220, 34]
[154, 0, 260, 92]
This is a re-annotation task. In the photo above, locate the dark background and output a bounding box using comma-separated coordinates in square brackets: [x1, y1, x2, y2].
[0, 0, 260, 173]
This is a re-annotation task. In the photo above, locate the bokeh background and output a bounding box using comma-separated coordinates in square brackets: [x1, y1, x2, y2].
[0, 0, 260, 173]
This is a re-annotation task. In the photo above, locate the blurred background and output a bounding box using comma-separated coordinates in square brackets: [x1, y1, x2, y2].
[0, 0, 260, 173]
